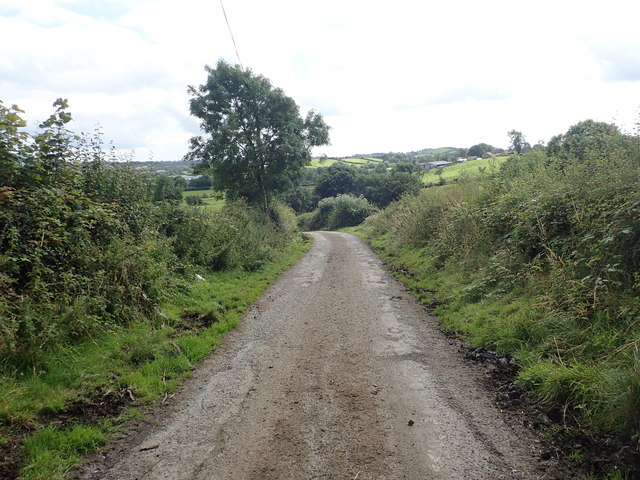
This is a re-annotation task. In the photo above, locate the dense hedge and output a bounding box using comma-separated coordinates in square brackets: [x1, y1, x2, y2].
[0, 100, 295, 369]
[361, 120, 640, 440]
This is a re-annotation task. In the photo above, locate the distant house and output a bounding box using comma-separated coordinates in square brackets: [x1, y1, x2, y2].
[421, 160, 452, 169]
[467, 156, 478, 161]
[482, 152, 495, 159]
[182, 175, 202, 182]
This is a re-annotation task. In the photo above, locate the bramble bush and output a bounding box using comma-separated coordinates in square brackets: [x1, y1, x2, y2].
[361, 120, 640, 440]
[0, 100, 296, 369]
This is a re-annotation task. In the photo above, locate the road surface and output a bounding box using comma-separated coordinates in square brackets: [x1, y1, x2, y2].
[77, 231, 558, 479]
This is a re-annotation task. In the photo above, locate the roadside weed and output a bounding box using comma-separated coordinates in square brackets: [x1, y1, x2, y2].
[22, 425, 107, 480]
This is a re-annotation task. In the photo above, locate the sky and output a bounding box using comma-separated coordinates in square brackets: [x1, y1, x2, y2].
[2, 0, 640, 161]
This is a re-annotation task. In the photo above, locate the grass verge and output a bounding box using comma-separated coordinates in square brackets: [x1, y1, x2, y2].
[355, 229, 639, 479]
[0, 235, 311, 480]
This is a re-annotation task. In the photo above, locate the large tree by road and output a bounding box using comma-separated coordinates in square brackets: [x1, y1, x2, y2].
[185, 60, 330, 214]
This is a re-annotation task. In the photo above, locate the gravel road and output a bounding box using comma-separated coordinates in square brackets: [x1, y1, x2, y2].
[77, 231, 559, 479]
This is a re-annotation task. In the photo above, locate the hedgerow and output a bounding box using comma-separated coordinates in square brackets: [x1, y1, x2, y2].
[0, 100, 296, 369]
[361, 120, 640, 441]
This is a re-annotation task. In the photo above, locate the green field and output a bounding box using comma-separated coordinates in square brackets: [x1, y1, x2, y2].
[340, 157, 383, 165]
[308, 157, 383, 168]
[183, 189, 226, 211]
[182, 188, 216, 197]
[422, 155, 509, 184]
[308, 157, 339, 168]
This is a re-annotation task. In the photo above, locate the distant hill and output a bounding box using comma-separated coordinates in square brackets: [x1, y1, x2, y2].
[410, 147, 459, 155]
[138, 147, 467, 175]
[129, 160, 198, 176]
[313, 147, 465, 166]
[422, 155, 510, 185]
[411, 147, 462, 162]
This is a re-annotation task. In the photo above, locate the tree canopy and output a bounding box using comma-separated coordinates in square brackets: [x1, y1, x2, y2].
[467, 143, 496, 157]
[185, 60, 330, 213]
[315, 163, 357, 199]
[507, 129, 532, 154]
[546, 119, 624, 162]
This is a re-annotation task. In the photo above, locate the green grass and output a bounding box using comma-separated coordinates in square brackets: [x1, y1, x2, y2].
[182, 189, 226, 211]
[198, 197, 226, 212]
[309, 157, 338, 168]
[21, 425, 108, 480]
[1, 235, 311, 479]
[339, 157, 383, 165]
[422, 155, 509, 184]
[182, 188, 215, 197]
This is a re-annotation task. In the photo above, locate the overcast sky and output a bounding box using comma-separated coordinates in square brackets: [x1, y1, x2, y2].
[2, 0, 640, 161]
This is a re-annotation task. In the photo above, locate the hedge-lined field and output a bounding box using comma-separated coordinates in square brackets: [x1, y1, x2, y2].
[421, 155, 509, 185]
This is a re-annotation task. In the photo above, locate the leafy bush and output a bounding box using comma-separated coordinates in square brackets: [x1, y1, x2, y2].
[308, 194, 378, 230]
[360, 120, 640, 440]
[311, 163, 422, 208]
[157, 201, 291, 272]
[0, 100, 297, 369]
[0, 102, 176, 366]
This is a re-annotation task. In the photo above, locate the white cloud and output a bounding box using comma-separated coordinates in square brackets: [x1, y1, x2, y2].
[590, 36, 640, 83]
[1, 0, 640, 160]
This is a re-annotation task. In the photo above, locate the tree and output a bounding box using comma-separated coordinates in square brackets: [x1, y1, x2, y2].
[185, 60, 330, 214]
[467, 143, 495, 157]
[546, 119, 623, 161]
[153, 174, 183, 204]
[359, 170, 421, 208]
[0, 101, 30, 186]
[315, 163, 356, 199]
[507, 130, 531, 154]
[173, 176, 188, 189]
[187, 174, 213, 190]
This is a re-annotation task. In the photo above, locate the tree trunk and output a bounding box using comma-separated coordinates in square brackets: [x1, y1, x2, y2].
[259, 174, 270, 219]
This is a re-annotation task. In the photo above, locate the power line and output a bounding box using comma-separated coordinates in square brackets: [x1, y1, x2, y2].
[219, 0, 243, 69]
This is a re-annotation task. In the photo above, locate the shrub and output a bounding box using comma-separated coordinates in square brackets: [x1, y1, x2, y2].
[359, 121, 640, 440]
[0, 100, 297, 369]
[185, 195, 204, 205]
[308, 194, 378, 230]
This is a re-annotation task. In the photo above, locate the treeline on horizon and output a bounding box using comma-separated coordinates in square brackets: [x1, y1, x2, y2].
[290, 133, 527, 230]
